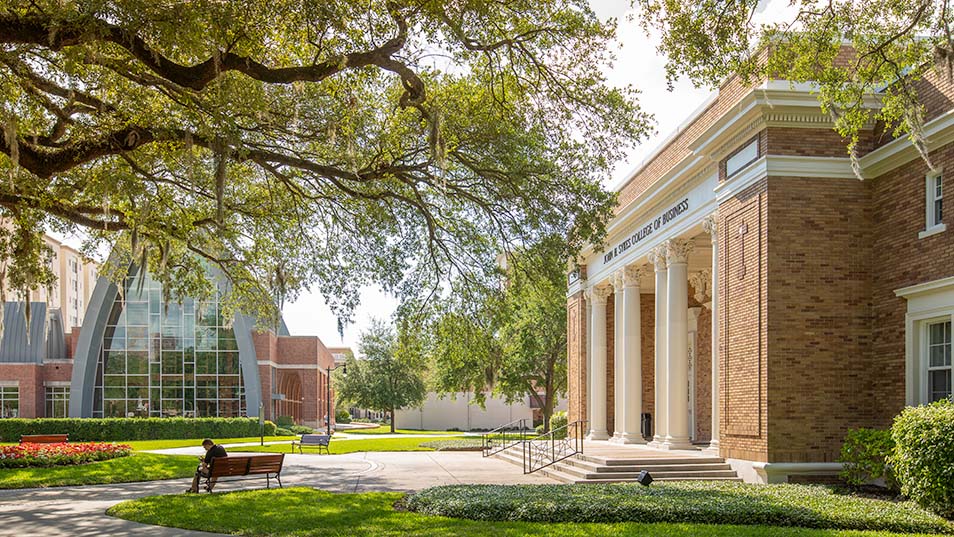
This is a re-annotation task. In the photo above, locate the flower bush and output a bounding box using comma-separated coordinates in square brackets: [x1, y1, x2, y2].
[0, 442, 132, 469]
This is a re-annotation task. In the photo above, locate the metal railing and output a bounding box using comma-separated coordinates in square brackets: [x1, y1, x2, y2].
[522, 420, 587, 474]
[481, 418, 532, 457]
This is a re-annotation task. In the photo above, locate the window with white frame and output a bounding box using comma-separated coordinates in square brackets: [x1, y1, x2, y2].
[46, 386, 70, 418]
[922, 170, 945, 238]
[927, 320, 952, 402]
[0, 386, 19, 418]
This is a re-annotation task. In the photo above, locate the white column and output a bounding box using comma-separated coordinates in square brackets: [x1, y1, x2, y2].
[703, 213, 721, 453]
[648, 246, 668, 446]
[619, 265, 645, 443]
[663, 238, 694, 450]
[586, 285, 612, 440]
[612, 272, 625, 441]
[585, 292, 593, 428]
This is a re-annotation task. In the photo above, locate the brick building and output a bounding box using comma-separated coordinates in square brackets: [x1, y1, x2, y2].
[567, 73, 954, 483]
[0, 265, 344, 429]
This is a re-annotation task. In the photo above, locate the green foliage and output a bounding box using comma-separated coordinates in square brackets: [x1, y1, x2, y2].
[839, 428, 896, 486]
[549, 411, 569, 440]
[334, 321, 427, 431]
[890, 399, 954, 518]
[335, 409, 352, 424]
[406, 483, 954, 534]
[0, 453, 196, 489]
[274, 427, 294, 436]
[275, 416, 295, 428]
[0, 418, 275, 442]
[109, 487, 953, 537]
[636, 0, 952, 172]
[409, 235, 568, 431]
[0, 1, 640, 324]
[289, 425, 314, 435]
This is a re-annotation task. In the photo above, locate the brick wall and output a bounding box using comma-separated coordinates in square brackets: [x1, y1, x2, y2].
[640, 293, 655, 433]
[765, 175, 875, 463]
[718, 178, 769, 462]
[566, 292, 587, 426]
[870, 141, 954, 423]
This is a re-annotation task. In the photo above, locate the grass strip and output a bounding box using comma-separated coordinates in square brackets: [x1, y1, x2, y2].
[228, 436, 461, 455]
[108, 486, 951, 537]
[0, 453, 197, 489]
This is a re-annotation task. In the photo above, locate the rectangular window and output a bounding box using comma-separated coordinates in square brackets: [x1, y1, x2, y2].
[1, 386, 19, 418]
[725, 138, 759, 178]
[922, 171, 946, 238]
[927, 320, 953, 403]
[45, 386, 70, 418]
[933, 174, 943, 226]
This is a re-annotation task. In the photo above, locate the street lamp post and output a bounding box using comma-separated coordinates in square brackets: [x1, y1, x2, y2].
[326, 364, 345, 434]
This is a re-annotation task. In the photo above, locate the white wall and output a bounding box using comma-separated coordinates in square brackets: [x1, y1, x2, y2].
[395, 392, 567, 431]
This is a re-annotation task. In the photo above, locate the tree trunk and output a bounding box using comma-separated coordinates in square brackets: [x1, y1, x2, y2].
[390, 406, 396, 433]
[542, 391, 555, 435]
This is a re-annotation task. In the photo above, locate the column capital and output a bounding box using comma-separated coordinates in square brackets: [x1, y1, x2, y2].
[587, 284, 613, 305]
[689, 269, 711, 304]
[703, 212, 719, 244]
[623, 265, 642, 289]
[647, 244, 668, 271]
[665, 238, 694, 265]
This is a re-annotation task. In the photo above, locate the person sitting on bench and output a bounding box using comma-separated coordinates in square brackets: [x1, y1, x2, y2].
[188, 439, 227, 493]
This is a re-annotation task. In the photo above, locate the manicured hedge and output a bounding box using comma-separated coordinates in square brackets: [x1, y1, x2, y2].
[891, 399, 954, 518]
[0, 418, 276, 442]
[405, 483, 954, 534]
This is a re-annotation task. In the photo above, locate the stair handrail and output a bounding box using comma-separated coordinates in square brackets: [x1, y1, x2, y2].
[481, 418, 531, 457]
[522, 420, 587, 474]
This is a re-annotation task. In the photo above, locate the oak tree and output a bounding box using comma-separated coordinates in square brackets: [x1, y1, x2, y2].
[0, 0, 646, 327]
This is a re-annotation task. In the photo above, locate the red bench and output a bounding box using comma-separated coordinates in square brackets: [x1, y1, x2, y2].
[20, 434, 68, 444]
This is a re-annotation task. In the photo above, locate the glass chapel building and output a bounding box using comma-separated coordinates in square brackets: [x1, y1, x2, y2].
[0, 264, 341, 428]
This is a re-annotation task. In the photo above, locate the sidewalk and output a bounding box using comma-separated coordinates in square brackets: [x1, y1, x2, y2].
[0, 450, 554, 535]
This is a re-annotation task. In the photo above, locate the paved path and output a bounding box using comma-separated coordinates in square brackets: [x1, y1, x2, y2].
[0, 451, 554, 536]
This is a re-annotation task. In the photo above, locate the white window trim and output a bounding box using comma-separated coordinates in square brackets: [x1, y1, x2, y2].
[921, 317, 953, 403]
[919, 168, 946, 239]
[897, 276, 954, 405]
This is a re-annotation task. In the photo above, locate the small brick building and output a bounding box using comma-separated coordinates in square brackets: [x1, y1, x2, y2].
[0, 269, 343, 429]
[567, 73, 954, 483]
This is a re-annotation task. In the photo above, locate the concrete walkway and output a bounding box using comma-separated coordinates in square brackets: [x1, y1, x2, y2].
[0, 451, 554, 536]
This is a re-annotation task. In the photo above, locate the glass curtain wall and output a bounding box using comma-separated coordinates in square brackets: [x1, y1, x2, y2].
[93, 272, 246, 418]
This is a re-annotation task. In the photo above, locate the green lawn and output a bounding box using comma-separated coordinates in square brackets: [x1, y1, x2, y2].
[229, 435, 461, 454]
[342, 425, 466, 436]
[125, 436, 296, 451]
[107, 487, 950, 537]
[0, 453, 197, 489]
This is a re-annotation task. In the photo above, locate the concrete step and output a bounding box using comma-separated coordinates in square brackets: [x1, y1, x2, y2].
[560, 458, 733, 473]
[491, 445, 742, 483]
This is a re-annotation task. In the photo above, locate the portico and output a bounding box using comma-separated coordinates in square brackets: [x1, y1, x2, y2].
[581, 223, 718, 452]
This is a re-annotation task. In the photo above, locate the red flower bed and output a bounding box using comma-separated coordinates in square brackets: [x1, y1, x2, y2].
[0, 442, 132, 468]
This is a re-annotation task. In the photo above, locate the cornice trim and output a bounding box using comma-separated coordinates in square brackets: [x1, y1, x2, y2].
[860, 110, 954, 178]
[895, 275, 954, 299]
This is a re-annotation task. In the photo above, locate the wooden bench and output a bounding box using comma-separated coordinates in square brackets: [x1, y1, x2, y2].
[291, 434, 330, 454]
[20, 434, 68, 444]
[203, 454, 285, 493]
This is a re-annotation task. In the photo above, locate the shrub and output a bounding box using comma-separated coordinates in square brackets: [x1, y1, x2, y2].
[275, 416, 295, 428]
[274, 427, 294, 436]
[534, 424, 545, 435]
[550, 411, 568, 439]
[0, 418, 276, 442]
[335, 409, 352, 424]
[405, 483, 954, 534]
[891, 399, 954, 518]
[0, 442, 132, 468]
[290, 425, 314, 435]
[839, 428, 895, 486]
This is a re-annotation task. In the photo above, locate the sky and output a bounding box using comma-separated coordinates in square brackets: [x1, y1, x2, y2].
[52, 1, 791, 353]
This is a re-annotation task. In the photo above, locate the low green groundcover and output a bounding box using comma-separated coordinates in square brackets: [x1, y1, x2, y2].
[107, 487, 949, 537]
[419, 439, 484, 451]
[405, 483, 954, 535]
